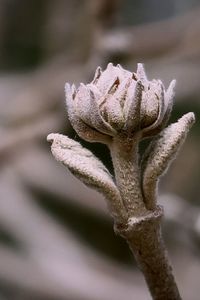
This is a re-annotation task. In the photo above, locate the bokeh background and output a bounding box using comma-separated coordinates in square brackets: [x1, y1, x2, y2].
[0, 1, 200, 299]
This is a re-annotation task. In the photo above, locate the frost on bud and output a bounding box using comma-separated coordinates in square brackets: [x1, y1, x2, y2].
[47, 133, 127, 222]
[141, 112, 195, 209]
[65, 63, 176, 143]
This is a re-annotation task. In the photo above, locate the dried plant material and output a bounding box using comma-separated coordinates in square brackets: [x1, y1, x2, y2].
[48, 63, 195, 300]
[47, 133, 127, 223]
[142, 112, 195, 209]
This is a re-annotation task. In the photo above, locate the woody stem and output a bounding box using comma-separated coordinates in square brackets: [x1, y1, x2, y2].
[109, 137, 181, 300]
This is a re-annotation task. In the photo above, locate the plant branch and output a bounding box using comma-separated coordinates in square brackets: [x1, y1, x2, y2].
[110, 137, 182, 300]
[124, 213, 181, 300]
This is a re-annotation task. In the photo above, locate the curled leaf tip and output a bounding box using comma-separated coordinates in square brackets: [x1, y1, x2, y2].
[168, 79, 176, 91]
[47, 133, 58, 143]
[179, 112, 195, 126]
[137, 63, 147, 80]
[107, 62, 114, 69]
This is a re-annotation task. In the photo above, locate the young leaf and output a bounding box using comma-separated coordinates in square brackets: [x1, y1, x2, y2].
[47, 133, 127, 222]
[141, 112, 195, 209]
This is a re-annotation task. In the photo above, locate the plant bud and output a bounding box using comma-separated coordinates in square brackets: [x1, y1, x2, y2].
[65, 63, 176, 143]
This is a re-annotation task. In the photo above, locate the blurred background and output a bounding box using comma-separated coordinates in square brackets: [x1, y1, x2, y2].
[0, 0, 200, 299]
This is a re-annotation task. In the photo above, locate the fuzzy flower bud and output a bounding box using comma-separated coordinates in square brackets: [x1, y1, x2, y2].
[65, 63, 176, 143]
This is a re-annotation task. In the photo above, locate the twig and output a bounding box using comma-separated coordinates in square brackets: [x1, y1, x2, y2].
[48, 63, 195, 299]
[110, 138, 180, 300]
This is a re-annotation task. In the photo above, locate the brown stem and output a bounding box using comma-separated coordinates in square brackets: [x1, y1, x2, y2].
[110, 137, 182, 300]
[126, 215, 181, 300]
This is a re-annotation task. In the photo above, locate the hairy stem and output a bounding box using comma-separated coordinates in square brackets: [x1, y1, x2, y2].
[110, 136, 147, 217]
[110, 137, 181, 300]
[127, 219, 181, 300]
